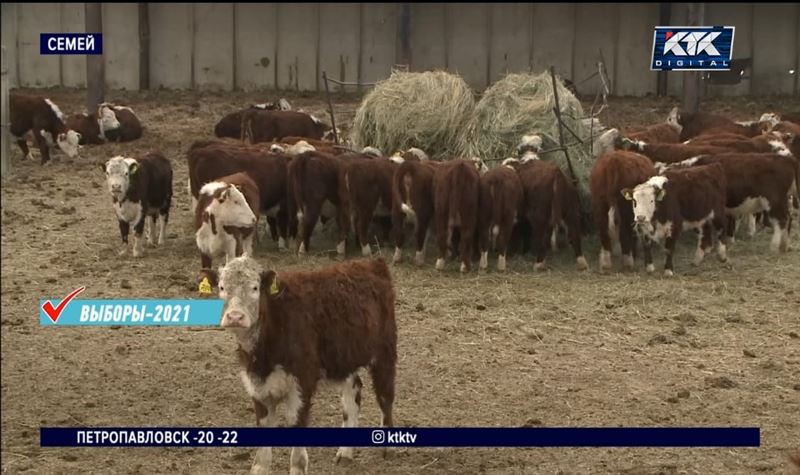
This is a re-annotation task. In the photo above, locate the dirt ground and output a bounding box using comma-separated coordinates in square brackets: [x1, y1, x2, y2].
[1, 87, 799, 475]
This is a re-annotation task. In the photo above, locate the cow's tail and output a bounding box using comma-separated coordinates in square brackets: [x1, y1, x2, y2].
[393, 164, 416, 219]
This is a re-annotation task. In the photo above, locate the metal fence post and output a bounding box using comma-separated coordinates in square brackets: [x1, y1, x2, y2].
[1, 45, 10, 179]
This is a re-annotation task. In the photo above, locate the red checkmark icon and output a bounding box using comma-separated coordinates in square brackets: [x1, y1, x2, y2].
[42, 287, 86, 323]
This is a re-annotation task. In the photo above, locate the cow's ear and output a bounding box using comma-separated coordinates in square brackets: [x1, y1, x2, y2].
[260, 270, 283, 297]
[656, 188, 667, 201]
[129, 161, 139, 176]
[198, 269, 218, 295]
[621, 188, 633, 201]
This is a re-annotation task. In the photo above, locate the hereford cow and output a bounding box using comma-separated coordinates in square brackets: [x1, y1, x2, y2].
[667, 107, 738, 141]
[214, 100, 292, 139]
[65, 103, 121, 145]
[10, 93, 82, 163]
[622, 122, 681, 144]
[590, 151, 657, 272]
[660, 150, 799, 252]
[391, 159, 442, 265]
[619, 140, 731, 164]
[477, 162, 523, 271]
[103, 153, 173, 257]
[432, 159, 482, 272]
[202, 255, 397, 474]
[101, 104, 143, 142]
[242, 110, 333, 144]
[188, 141, 292, 250]
[339, 155, 401, 257]
[509, 154, 588, 271]
[195, 174, 259, 270]
[622, 163, 729, 276]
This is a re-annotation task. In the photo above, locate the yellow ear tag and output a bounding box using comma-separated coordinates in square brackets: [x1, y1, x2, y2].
[269, 278, 280, 296]
[198, 277, 212, 295]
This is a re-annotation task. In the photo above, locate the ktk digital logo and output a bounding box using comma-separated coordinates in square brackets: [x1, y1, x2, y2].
[651, 26, 735, 71]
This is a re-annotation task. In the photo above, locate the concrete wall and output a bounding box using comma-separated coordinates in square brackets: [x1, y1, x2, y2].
[1, 2, 797, 96]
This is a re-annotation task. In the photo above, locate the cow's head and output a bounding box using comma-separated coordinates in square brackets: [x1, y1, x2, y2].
[269, 143, 287, 154]
[201, 182, 257, 229]
[501, 157, 520, 169]
[593, 128, 621, 158]
[516, 134, 543, 156]
[98, 104, 121, 135]
[211, 255, 285, 333]
[468, 156, 489, 174]
[103, 156, 138, 201]
[287, 140, 316, 155]
[361, 146, 383, 158]
[57, 130, 82, 157]
[758, 113, 781, 134]
[666, 107, 683, 132]
[622, 175, 669, 231]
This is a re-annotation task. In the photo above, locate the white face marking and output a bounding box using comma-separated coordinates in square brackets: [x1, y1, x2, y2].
[98, 105, 121, 135]
[520, 151, 540, 163]
[666, 107, 682, 132]
[270, 144, 287, 153]
[389, 155, 404, 164]
[278, 98, 292, 111]
[57, 130, 81, 157]
[218, 255, 263, 331]
[518, 134, 543, 152]
[630, 176, 668, 227]
[105, 156, 136, 200]
[44, 98, 65, 120]
[200, 181, 227, 196]
[205, 185, 257, 228]
[768, 140, 791, 156]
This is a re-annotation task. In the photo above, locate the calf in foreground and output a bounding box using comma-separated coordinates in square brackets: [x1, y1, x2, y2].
[103, 153, 173, 257]
[10, 93, 82, 163]
[202, 256, 397, 474]
[623, 163, 729, 276]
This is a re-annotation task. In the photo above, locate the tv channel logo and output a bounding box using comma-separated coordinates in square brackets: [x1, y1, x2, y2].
[651, 26, 734, 71]
[40, 33, 103, 55]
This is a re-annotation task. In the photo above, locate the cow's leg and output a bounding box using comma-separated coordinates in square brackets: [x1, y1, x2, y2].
[200, 253, 212, 270]
[157, 212, 168, 246]
[496, 222, 515, 272]
[285, 390, 311, 475]
[132, 210, 146, 258]
[370, 344, 396, 460]
[16, 138, 33, 161]
[725, 215, 737, 244]
[276, 205, 290, 251]
[478, 223, 490, 271]
[265, 216, 279, 242]
[617, 206, 636, 271]
[336, 204, 350, 257]
[713, 213, 729, 262]
[745, 214, 757, 238]
[693, 224, 710, 266]
[298, 202, 321, 255]
[391, 209, 406, 264]
[32, 130, 51, 165]
[769, 212, 790, 253]
[357, 208, 374, 257]
[118, 220, 130, 255]
[148, 215, 158, 246]
[594, 201, 613, 272]
[458, 226, 474, 273]
[334, 374, 363, 464]
[566, 217, 587, 271]
[414, 212, 431, 267]
[242, 233, 255, 256]
[534, 224, 551, 271]
[434, 207, 449, 271]
[663, 230, 679, 277]
[642, 236, 654, 273]
[251, 399, 279, 475]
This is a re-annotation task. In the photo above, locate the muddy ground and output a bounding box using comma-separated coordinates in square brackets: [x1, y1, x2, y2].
[1, 88, 799, 475]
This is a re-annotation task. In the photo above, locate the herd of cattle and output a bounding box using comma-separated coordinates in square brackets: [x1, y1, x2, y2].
[9, 93, 800, 279]
[8, 90, 800, 473]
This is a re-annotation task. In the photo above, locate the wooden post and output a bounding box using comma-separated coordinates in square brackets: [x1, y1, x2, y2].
[85, 3, 104, 112]
[322, 72, 339, 145]
[656, 2, 671, 96]
[139, 3, 149, 90]
[682, 3, 704, 113]
[1, 45, 10, 178]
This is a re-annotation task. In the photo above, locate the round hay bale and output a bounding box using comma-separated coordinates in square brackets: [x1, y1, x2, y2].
[465, 72, 595, 186]
[351, 70, 475, 160]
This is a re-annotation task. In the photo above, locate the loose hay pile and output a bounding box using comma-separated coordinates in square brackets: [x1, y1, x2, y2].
[465, 72, 595, 187]
[351, 70, 475, 160]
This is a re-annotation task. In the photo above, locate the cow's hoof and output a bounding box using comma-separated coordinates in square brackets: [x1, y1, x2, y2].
[646, 263, 655, 273]
[576, 256, 588, 271]
[533, 262, 547, 272]
[334, 448, 354, 464]
[459, 262, 468, 273]
[249, 466, 269, 475]
[435, 258, 445, 271]
[664, 269, 674, 277]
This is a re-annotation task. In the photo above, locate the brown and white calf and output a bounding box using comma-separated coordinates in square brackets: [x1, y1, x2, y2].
[242, 110, 333, 144]
[391, 158, 441, 265]
[10, 93, 82, 163]
[65, 103, 121, 145]
[622, 122, 681, 144]
[195, 174, 259, 270]
[618, 139, 730, 164]
[201, 255, 397, 474]
[188, 141, 292, 250]
[477, 162, 523, 272]
[214, 100, 292, 139]
[622, 163, 729, 276]
[339, 155, 402, 257]
[509, 155, 588, 271]
[103, 153, 172, 257]
[101, 104, 143, 142]
[432, 159, 482, 272]
[661, 151, 799, 252]
[589, 150, 656, 272]
[667, 107, 738, 141]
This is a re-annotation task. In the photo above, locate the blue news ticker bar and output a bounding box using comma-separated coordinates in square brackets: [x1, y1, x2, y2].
[40, 427, 761, 448]
[39, 299, 223, 326]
